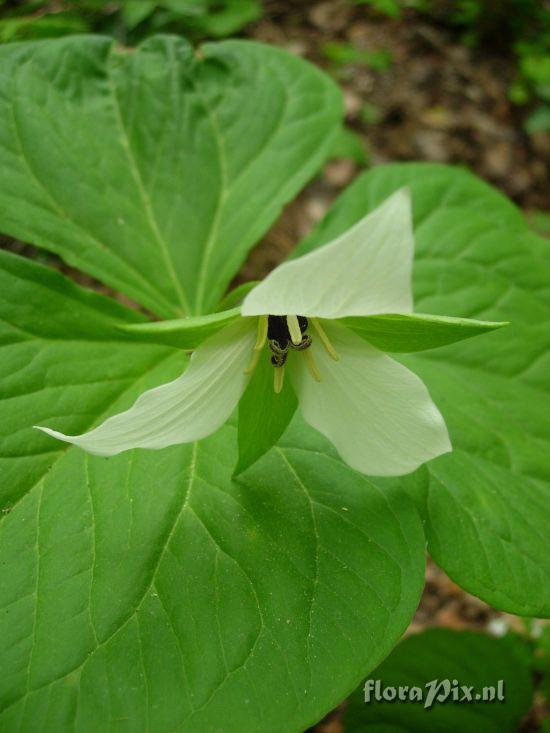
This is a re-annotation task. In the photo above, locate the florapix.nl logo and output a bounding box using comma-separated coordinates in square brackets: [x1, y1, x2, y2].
[363, 679, 506, 710]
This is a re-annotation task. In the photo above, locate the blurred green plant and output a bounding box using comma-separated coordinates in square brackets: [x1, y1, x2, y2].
[353, 0, 430, 17]
[447, 1, 550, 133]
[0, 1, 91, 42]
[351, 0, 550, 133]
[323, 40, 393, 71]
[509, 47, 550, 134]
[120, 0, 262, 38]
[354, 0, 403, 17]
[329, 125, 370, 164]
[0, 12, 87, 42]
[360, 100, 383, 124]
[0, 0, 262, 42]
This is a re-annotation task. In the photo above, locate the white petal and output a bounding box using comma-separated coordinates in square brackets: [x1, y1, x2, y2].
[35, 318, 256, 456]
[242, 188, 413, 319]
[288, 321, 451, 476]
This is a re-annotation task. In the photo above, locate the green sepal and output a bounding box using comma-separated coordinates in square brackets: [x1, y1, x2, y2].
[235, 353, 298, 476]
[340, 312, 509, 353]
[217, 281, 259, 311]
[118, 307, 241, 350]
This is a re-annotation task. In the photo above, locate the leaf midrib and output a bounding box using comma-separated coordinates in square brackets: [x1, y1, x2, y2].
[105, 51, 191, 317]
[10, 58, 178, 320]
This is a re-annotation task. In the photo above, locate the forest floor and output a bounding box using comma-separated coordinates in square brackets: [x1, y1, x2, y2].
[237, 0, 549, 287]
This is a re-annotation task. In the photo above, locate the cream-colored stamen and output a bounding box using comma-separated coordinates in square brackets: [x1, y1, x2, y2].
[273, 365, 285, 394]
[303, 348, 321, 382]
[245, 316, 268, 375]
[286, 315, 303, 346]
[311, 318, 339, 361]
[254, 314, 268, 351]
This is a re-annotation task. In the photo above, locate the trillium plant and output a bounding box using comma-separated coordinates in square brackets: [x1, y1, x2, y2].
[38, 190, 458, 476]
[0, 33, 548, 733]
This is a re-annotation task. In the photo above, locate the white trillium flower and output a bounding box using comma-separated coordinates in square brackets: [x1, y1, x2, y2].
[37, 189, 453, 476]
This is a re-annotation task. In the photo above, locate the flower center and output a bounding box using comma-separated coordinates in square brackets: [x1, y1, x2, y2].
[267, 315, 311, 367]
[245, 315, 339, 394]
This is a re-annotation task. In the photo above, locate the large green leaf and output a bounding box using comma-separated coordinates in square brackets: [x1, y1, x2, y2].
[0, 249, 174, 509]
[0, 253, 426, 732]
[344, 629, 533, 733]
[300, 162, 550, 617]
[0, 34, 341, 318]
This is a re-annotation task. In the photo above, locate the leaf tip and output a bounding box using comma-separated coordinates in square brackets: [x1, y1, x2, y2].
[485, 320, 511, 331]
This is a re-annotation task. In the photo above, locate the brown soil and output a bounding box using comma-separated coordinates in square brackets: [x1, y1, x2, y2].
[249, 0, 549, 210]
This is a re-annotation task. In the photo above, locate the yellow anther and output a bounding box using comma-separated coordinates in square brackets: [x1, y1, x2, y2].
[273, 365, 285, 394]
[286, 315, 303, 346]
[254, 315, 268, 351]
[311, 318, 339, 361]
[244, 316, 268, 376]
[303, 348, 322, 382]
